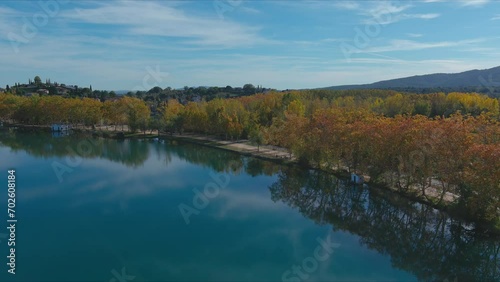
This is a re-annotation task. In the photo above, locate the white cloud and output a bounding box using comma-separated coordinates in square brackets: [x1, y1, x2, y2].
[424, 0, 490, 6]
[333, 1, 360, 10]
[491, 14, 500, 20]
[363, 1, 413, 18]
[459, 0, 490, 7]
[407, 33, 423, 38]
[352, 38, 486, 53]
[363, 13, 440, 25]
[0, 0, 498, 91]
[61, 1, 272, 48]
[322, 37, 349, 43]
[0, 6, 20, 15]
[335, 1, 439, 25]
[239, 6, 260, 14]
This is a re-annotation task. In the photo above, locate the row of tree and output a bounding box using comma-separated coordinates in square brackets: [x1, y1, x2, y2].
[159, 90, 499, 223]
[0, 95, 150, 132]
[1, 126, 497, 280]
[0, 90, 499, 223]
[271, 110, 499, 221]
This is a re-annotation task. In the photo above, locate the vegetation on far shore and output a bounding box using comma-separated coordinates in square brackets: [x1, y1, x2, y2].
[1, 80, 499, 228]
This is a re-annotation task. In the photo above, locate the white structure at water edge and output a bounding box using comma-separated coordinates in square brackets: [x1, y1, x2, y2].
[351, 173, 364, 184]
[51, 124, 70, 132]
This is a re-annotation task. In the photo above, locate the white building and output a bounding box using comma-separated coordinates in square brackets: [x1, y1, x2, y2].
[351, 173, 364, 184]
[51, 124, 70, 132]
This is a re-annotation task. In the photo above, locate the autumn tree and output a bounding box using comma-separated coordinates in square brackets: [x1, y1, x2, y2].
[182, 101, 209, 134]
[0, 94, 21, 122]
[382, 93, 413, 117]
[461, 144, 500, 222]
[160, 99, 184, 134]
[103, 100, 126, 131]
[121, 97, 151, 133]
[248, 124, 264, 152]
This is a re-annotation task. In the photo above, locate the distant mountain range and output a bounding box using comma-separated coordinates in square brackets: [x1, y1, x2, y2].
[323, 66, 500, 96]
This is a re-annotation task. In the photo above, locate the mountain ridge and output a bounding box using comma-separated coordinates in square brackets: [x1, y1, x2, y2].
[323, 66, 500, 95]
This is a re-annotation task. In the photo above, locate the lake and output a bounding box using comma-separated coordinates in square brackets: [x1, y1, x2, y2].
[0, 129, 498, 281]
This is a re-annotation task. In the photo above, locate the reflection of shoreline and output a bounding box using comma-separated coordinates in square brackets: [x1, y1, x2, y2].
[164, 132, 500, 235]
[0, 129, 280, 176]
[0, 130, 150, 168]
[2, 129, 499, 281]
[4, 127, 496, 235]
[269, 167, 500, 282]
[5, 126, 493, 231]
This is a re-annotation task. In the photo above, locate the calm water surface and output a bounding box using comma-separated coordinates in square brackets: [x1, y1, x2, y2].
[0, 130, 498, 281]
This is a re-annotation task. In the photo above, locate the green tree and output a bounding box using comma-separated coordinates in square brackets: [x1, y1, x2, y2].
[34, 76, 42, 86]
[286, 100, 305, 117]
[248, 125, 264, 152]
[383, 93, 412, 117]
[243, 84, 256, 95]
[48, 85, 58, 95]
[161, 99, 184, 134]
[413, 100, 431, 116]
[121, 97, 151, 133]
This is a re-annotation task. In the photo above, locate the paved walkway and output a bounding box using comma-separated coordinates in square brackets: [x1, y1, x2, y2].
[172, 133, 295, 161]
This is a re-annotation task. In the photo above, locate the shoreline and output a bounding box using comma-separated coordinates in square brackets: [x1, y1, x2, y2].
[166, 133, 297, 164]
[162, 133, 499, 235]
[3, 124, 499, 234]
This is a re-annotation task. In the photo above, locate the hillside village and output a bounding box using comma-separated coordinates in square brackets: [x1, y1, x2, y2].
[3, 76, 116, 101]
[2, 76, 273, 104]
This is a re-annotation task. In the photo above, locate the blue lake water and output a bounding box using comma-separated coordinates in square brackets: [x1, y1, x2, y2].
[0, 130, 498, 281]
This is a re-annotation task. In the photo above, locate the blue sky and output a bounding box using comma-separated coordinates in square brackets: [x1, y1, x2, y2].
[1, 0, 500, 91]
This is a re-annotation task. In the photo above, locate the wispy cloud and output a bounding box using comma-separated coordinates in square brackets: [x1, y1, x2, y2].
[61, 1, 271, 48]
[363, 1, 413, 18]
[239, 6, 260, 14]
[0, 0, 498, 90]
[355, 38, 486, 53]
[363, 13, 440, 25]
[0, 6, 20, 15]
[334, 1, 439, 25]
[407, 33, 423, 38]
[459, 0, 491, 7]
[332, 1, 360, 10]
[322, 38, 349, 43]
[425, 0, 492, 6]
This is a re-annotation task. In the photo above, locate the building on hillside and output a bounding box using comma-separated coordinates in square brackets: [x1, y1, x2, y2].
[0, 88, 5, 93]
[55, 87, 69, 95]
[37, 89, 49, 95]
